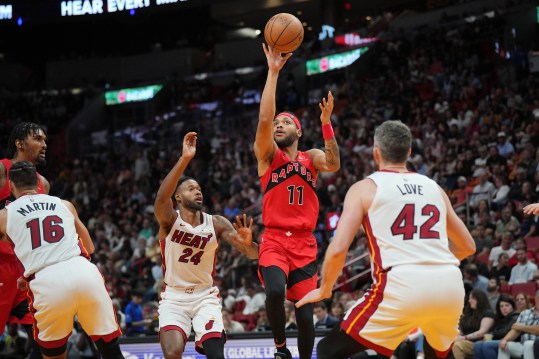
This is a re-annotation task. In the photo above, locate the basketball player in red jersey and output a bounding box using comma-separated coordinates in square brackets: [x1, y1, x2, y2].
[0, 122, 49, 359]
[255, 44, 341, 359]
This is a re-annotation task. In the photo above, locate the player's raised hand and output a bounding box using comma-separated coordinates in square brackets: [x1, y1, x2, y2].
[182, 132, 197, 160]
[295, 287, 331, 308]
[262, 43, 292, 73]
[319, 91, 334, 125]
[229, 214, 254, 247]
[523, 203, 539, 215]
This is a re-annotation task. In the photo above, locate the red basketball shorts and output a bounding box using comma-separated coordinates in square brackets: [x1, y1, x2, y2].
[258, 228, 318, 301]
[0, 259, 32, 328]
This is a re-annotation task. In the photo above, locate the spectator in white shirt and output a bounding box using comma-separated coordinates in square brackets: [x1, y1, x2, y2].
[509, 248, 538, 285]
[470, 168, 495, 209]
[489, 233, 516, 270]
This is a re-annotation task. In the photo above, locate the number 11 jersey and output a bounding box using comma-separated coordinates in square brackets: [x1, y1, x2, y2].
[161, 212, 218, 290]
[365, 171, 459, 270]
[260, 149, 318, 231]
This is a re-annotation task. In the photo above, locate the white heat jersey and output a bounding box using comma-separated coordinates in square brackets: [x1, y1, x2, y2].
[364, 171, 459, 270]
[161, 212, 218, 289]
[6, 194, 84, 277]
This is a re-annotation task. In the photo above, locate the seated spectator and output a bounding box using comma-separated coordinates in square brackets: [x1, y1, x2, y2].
[497, 132, 515, 158]
[238, 285, 266, 315]
[515, 292, 532, 314]
[508, 238, 534, 267]
[284, 301, 298, 331]
[498, 290, 539, 359]
[473, 294, 519, 359]
[492, 175, 511, 210]
[469, 169, 495, 209]
[330, 302, 345, 321]
[314, 301, 340, 329]
[508, 248, 538, 285]
[255, 307, 271, 332]
[451, 176, 473, 210]
[124, 291, 152, 336]
[67, 321, 99, 359]
[489, 253, 512, 285]
[486, 278, 501, 311]
[452, 289, 495, 359]
[488, 233, 515, 271]
[495, 207, 521, 241]
[222, 308, 244, 334]
[520, 210, 538, 239]
[463, 264, 489, 293]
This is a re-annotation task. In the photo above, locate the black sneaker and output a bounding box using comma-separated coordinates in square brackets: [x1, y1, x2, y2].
[274, 347, 292, 359]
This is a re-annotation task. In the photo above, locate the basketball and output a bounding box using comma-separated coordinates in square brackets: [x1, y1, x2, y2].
[264, 13, 304, 53]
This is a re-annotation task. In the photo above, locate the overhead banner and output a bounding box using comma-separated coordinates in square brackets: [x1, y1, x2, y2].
[306, 48, 369, 76]
[105, 84, 163, 105]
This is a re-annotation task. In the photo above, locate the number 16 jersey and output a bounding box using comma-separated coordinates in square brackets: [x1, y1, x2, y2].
[6, 194, 85, 278]
[160, 212, 218, 290]
[365, 171, 459, 270]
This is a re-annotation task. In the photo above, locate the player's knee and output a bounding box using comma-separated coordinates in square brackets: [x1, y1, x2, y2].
[265, 285, 285, 302]
[202, 335, 225, 359]
[162, 345, 184, 359]
[295, 303, 314, 324]
[40, 343, 67, 358]
[94, 337, 124, 359]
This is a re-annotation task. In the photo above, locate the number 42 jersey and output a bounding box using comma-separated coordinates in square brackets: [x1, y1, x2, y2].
[6, 194, 86, 278]
[365, 171, 459, 270]
[160, 212, 218, 290]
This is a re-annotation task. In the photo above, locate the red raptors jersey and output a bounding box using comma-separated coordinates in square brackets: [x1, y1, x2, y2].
[0, 158, 45, 260]
[260, 149, 318, 231]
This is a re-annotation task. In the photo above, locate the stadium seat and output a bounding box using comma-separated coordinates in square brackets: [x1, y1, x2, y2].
[526, 237, 539, 251]
[510, 282, 537, 298]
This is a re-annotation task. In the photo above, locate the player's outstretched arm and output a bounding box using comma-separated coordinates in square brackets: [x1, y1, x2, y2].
[154, 132, 197, 229]
[439, 188, 476, 261]
[63, 200, 95, 254]
[214, 214, 258, 260]
[307, 91, 340, 173]
[254, 44, 291, 174]
[523, 203, 539, 215]
[296, 181, 364, 308]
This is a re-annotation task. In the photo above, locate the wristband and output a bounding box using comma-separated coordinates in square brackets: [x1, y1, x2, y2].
[322, 123, 334, 140]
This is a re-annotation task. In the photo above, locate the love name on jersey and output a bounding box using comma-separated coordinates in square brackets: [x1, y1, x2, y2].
[270, 162, 316, 188]
[396, 183, 424, 196]
[170, 229, 212, 249]
[16, 202, 57, 216]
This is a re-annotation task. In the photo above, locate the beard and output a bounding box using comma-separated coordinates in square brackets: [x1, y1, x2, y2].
[275, 133, 296, 149]
[182, 198, 203, 212]
[487, 285, 497, 293]
[35, 155, 46, 166]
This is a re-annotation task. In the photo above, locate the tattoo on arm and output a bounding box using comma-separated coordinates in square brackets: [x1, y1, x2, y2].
[324, 138, 340, 168]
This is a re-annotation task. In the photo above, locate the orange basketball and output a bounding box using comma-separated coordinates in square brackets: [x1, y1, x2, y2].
[264, 13, 304, 53]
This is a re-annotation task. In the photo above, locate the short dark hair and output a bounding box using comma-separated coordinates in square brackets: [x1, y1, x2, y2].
[314, 301, 328, 310]
[176, 176, 196, 192]
[9, 161, 38, 189]
[7, 122, 45, 158]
